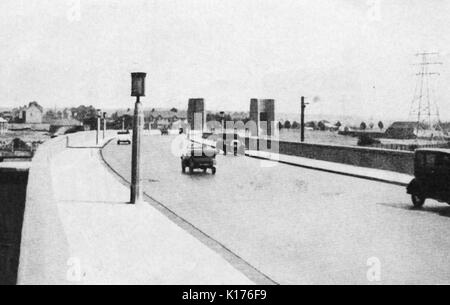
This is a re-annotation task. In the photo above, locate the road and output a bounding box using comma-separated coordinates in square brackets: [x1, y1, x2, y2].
[102, 135, 450, 285]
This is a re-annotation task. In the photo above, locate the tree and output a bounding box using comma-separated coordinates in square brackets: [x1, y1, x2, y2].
[292, 121, 300, 129]
[318, 121, 326, 131]
[378, 121, 384, 130]
[206, 113, 215, 122]
[170, 108, 178, 113]
[369, 122, 375, 129]
[360, 122, 367, 130]
[335, 121, 342, 128]
[70, 105, 98, 129]
[306, 121, 317, 130]
[284, 120, 292, 129]
[278, 122, 284, 130]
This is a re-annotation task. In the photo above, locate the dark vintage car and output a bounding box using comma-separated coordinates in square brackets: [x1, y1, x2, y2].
[181, 146, 217, 175]
[407, 148, 450, 208]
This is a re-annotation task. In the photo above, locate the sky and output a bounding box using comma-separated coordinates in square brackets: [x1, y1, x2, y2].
[1, 0, 450, 121]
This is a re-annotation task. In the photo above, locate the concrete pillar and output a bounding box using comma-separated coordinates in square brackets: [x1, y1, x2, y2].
[249, 99, 275, 137]
[187, 98, 205, 134]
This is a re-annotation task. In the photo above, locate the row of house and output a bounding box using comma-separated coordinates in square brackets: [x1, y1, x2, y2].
[114, 108, 188, 130]
[0, 102, 81, 125]
[0, 102, 84, 134]
[0, 102, 45, 124]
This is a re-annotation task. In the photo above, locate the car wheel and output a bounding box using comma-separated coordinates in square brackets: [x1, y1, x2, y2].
[211, 167, 216, 175]
[117, 141, 120, 145]
[411, 194, 426, 208]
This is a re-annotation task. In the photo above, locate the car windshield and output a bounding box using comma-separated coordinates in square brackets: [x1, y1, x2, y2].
[416, 152, 450, 170]
[185, 145, 216, 157]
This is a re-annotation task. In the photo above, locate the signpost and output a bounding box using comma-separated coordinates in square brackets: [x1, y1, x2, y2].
[130, 72, 146, 204]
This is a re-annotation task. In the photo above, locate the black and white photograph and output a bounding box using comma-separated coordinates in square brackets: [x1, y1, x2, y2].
[1, 0, 450, 290]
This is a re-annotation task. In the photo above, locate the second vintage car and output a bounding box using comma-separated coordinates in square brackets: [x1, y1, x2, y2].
[407, 148, 450, 208]
[117, 130, 131, 145]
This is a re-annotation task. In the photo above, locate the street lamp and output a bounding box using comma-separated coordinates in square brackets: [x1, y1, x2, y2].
[234, 128, 238, 156]
[96, 109, 102, 145]
[130, 72, 147, 204]
[102, 112, 107, 139]
[220, 111, 226, 155]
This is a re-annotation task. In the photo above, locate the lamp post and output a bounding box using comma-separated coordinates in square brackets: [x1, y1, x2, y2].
[220, 111, 226, 155]
[103, 112, 107, 139]
[96, 109, 101, 145]
[234, 128, 238, 156]
[130, 72, 147, 204]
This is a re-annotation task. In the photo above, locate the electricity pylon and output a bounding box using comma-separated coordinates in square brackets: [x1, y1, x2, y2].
[408, 52, 445, 141]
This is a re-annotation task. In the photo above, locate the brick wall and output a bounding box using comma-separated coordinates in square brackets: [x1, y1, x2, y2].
[245, 138, 415, 175]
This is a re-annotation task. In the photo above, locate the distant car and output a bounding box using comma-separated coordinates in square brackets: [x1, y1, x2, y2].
[161, 128, 169, 136]
[181, 145, 217, 175]
[117, 131, 131, 145]
[407, 149, 450, 208]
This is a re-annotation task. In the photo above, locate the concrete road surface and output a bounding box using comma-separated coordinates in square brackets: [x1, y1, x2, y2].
[102, 135, 450, 285]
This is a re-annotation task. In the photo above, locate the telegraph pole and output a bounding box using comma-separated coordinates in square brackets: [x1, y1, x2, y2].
[300, 96, 306, 143]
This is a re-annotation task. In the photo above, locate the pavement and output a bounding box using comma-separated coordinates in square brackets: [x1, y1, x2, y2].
[102, 135, 450, 285]
[18, 132, 252, 285]
[245, 150, 413, 186]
